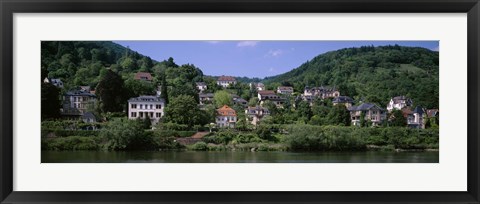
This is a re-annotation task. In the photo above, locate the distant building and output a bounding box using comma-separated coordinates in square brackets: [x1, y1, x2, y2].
[277, 86, 294, 95]
[333, 96, 354, 108]
[217, 76, 236, 88]
[196, 82, 207, 92]
[199, 93, 214, 105]
[81, 112, 97, 123]
[387, 96, 413, 112]
[258, 90, 285, 107]
[426, 109, 439, 118]
[245, 106, 270, 126]
[128, 95, 165, 125]
[44, 77, 64, 88]
[62, 89, 96, 116]
[348, 103, 386, 126]
[402, 106, 425, 129]
[134, 72, 153, 81]
[216, 105, 237, 128]
[303, 86, 340, 99]
[233, 98, 248, 107]
[250, 82, 265, 91]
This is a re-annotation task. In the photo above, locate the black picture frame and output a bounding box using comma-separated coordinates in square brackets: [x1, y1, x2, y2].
[1, 0, 479, 203]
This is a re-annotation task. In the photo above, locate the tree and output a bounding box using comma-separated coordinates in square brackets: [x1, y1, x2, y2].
[214, 90, 232, 108]
[125, 78, 155, 98]
[360, 111, 367, 127]
[389, 109, 407, 127]
[142, 115, 152, 129]
[100, 118, 145, 150]
[248, 97, 259, 107]
[164, 95, 203, 128]
[296, 100, 312, 120]
[160, 73, 169, 105]
[41, 83, 61, 120]
[327, 105, 351, 126]
[95, 69, 127, 113]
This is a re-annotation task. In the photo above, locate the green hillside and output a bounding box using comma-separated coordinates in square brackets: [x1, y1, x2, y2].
[263, 45, 439, 108]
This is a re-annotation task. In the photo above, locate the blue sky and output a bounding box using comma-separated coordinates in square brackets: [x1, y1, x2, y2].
[114, 41, 439, 78]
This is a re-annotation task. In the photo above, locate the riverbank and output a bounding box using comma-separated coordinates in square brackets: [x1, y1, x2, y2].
[42, 123, 439, 152]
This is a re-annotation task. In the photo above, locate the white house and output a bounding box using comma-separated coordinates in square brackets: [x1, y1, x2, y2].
[128, 95, 165, 125]
[216, 105, 237, 128]
[258, 90, 285, 107]
[245, 106, 270, 126]
[387, 96, 413, 112]
[303, 86, 340, 99]
[44, 77, 64, 88]
[217, 76, 236, 88]
[277, 86, 294, 95]
[196, 82, 207, 92]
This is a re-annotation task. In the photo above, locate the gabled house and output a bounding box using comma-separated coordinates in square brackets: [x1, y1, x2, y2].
[44, 77, 64, 88]
[199, 93, 214, 105]
[277, 86, 294, 95]
[216, 105, 237, 128]
[217, 75, 236, 88]
[258, 90, 285, 107]
[233, 98, 248, 107]
[196, 82, 207, 92]
[402, 106, 425, 129]
[387, 96, 413, 112]
[303, 86, 340, 99]
[62, 88, 96, 116]
[348, 103, 386, 126]
[134, 72, 153, 82]
[255, 83, 265, 91]
[333, 96, 354, 108]
[245, 106, 270, 126]
[128, 95, 165, 125]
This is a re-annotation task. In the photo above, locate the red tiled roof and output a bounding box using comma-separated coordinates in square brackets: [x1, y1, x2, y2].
[217, 105, 236, 116]
[217, 75, 236, 81]
[134, 72, 153, 81]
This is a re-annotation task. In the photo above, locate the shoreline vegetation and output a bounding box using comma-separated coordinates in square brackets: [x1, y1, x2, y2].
[41, 120, 438, 152]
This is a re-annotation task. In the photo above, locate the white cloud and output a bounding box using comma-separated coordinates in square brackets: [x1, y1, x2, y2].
[237, 41, 259, 47]
[266, 49, 284, 57]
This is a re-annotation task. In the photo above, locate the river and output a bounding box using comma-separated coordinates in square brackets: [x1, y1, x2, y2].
[41, 150, 439, 163]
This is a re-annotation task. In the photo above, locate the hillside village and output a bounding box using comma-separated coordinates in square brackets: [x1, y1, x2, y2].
[41, 42, 439, 152]
[45, 72, 439, 130]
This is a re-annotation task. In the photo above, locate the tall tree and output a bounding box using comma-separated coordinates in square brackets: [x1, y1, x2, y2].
[160, 73, 169, 105]
[41, 83, 61, 120]
[213, 90, 232, 108]
[389, 109, 407, 127]
[95, 69, 127, 113]
[164, 95, 203, 128]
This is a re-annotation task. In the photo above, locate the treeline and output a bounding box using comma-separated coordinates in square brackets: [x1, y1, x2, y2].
[263, 45, 439, 108]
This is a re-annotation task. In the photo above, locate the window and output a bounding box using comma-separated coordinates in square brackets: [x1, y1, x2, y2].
[140, 104, 143, 109]
[131, 104, 137, 109]
[156, 113, 161, 118]
[150, 104, 153, 109]
[150, 112, 153, 117]
[131, 112, 137, 117]
[156, 104, 162, 109]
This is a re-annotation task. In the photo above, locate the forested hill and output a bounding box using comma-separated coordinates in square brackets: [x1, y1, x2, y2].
[263, 45, 439, 108]
[41, 41, 164, 90]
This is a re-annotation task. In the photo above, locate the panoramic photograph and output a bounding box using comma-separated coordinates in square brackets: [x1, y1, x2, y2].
[41, 41, 439, 163]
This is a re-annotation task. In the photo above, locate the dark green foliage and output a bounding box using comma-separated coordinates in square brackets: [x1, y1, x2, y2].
[190, 142, 208, 151]
[42, 136, 98, 151]
[389, 109, 407, 127]
[264, 45, 439, 109]
[164, 95, 208, 128]
[41, 83, 61, 120]
[99, 118, 145, 150]
[327, 105, 351, 126]
[96, 70, 127, 113]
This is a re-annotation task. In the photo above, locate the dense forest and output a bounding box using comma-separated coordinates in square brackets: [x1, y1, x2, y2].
[263, 45, 439, 108]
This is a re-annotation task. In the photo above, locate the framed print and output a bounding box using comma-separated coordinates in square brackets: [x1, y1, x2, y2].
[1, 0, 479, 203]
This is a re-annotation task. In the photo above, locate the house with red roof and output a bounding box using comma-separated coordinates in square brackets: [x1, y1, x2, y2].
[216, 105, 237, 128]
[134, 72, 153, 81]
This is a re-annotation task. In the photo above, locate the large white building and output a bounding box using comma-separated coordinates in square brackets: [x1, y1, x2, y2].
[217, 76, 236, 88]
[128, 95, 165, 125]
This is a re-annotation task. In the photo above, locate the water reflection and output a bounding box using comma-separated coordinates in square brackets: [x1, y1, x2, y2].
[42, 151, 439, 163]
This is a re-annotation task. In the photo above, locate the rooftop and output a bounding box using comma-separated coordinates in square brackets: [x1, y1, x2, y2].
[217, 105, 236, 116]
[128, 95, 165, 103]
[218, 75, 236, 81]
[134, 72, 153, 81]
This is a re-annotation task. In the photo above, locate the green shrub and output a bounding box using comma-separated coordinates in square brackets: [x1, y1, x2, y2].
[42, 136, 98, 150]
[190, 142, 208, 151]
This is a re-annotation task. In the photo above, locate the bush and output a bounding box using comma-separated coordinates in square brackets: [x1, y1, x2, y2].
[190, 142, 208, 151]
[42, 136, 98, 150]
[42, 129, 100, 138]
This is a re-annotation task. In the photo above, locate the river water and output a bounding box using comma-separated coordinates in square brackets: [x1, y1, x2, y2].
[41, 150, 439, 163]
